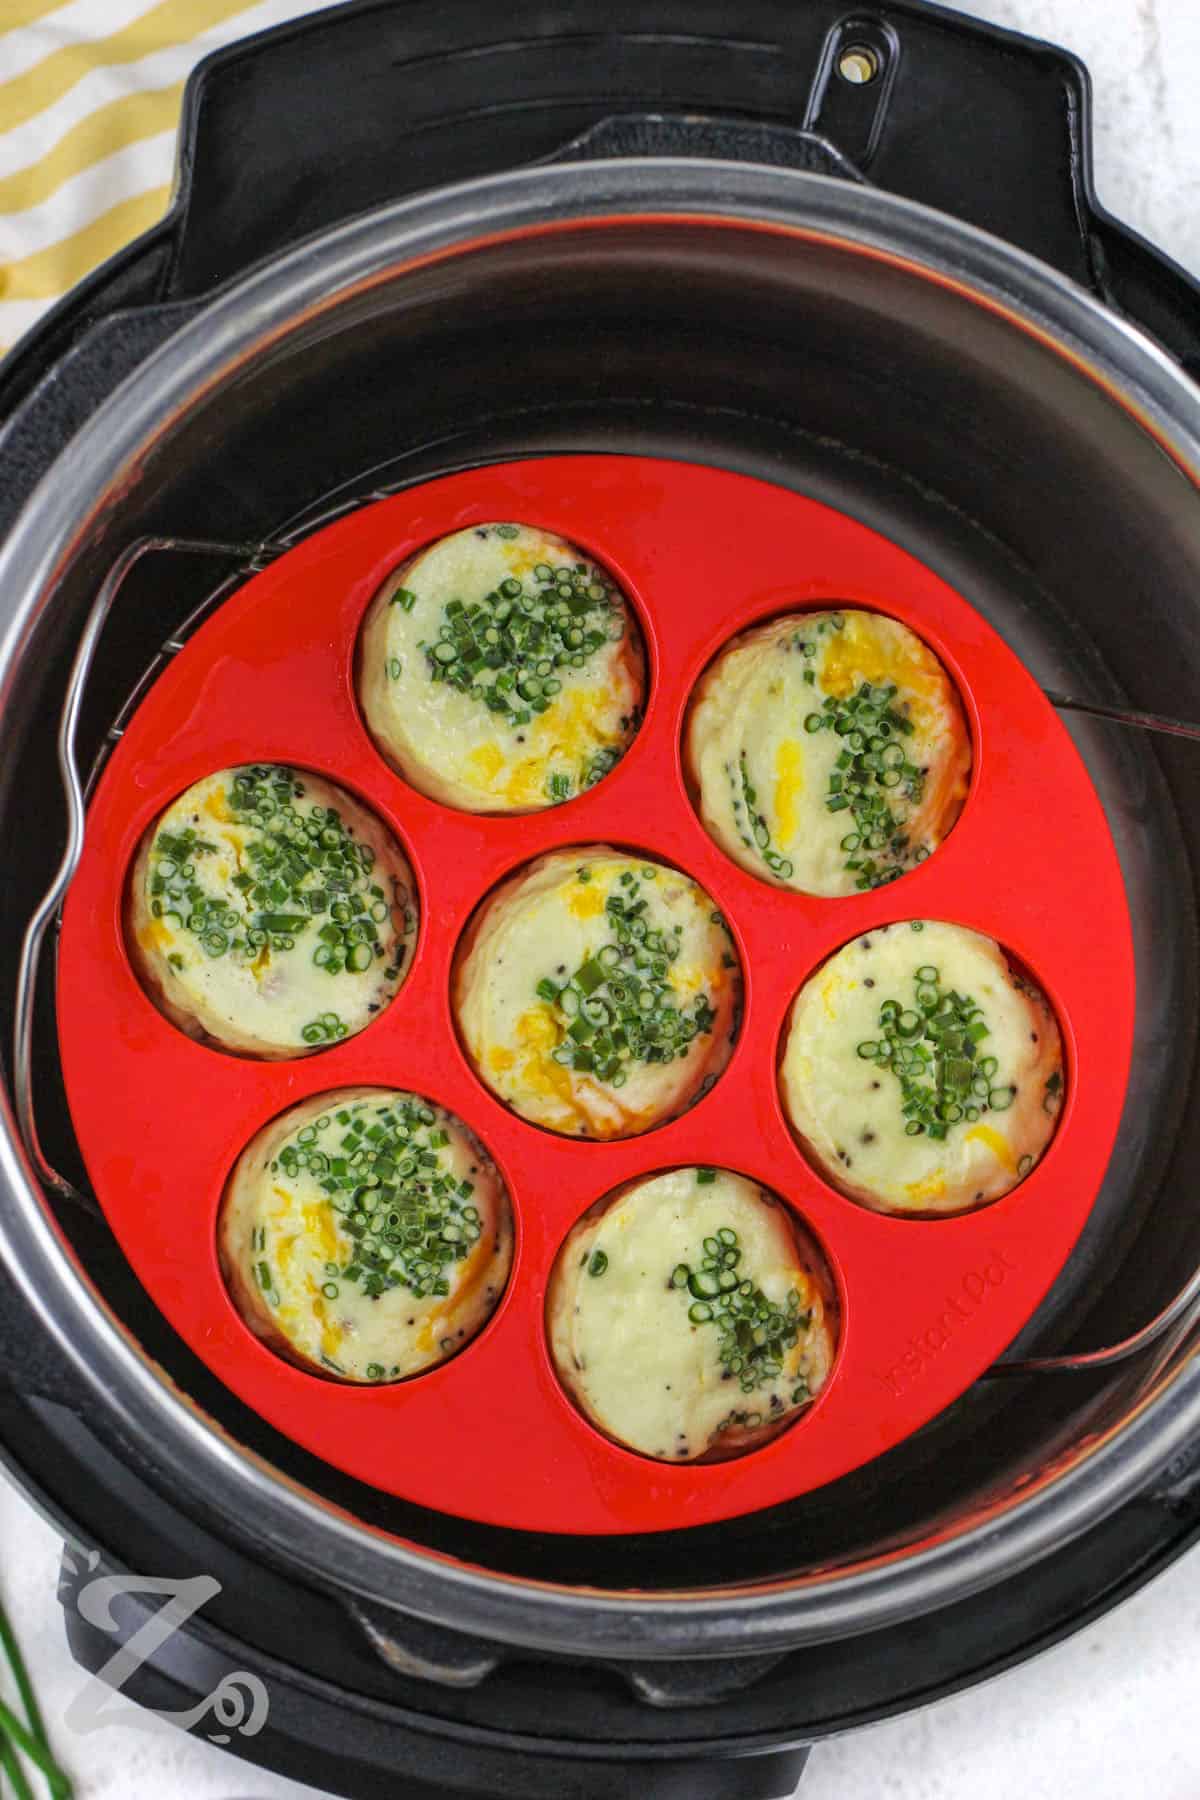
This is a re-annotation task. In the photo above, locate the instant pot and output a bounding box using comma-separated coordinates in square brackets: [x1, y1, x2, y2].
[4, 3, 1200, 1795]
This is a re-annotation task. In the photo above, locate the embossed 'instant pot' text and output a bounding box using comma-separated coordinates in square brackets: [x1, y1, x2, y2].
[874, 1246, 1017, 1397]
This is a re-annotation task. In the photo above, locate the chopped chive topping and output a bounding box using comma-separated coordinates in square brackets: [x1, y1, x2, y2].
[859, 960, 1010, 1142]
[799, 676, 927, 888]
[272, 1096, 483, 1304]
[147, 765, 414, 999]
[533, 866, 716, 1086]
[696, 1168, 717, 1185]
[671, 1226, 812, 1396]
[587, 1249, 609, 1277]
[301, 1012, 349, 1045]
[583, 743, 624, 790]
[728, 753, 794, 880]
[389, 587, 417, 611]
[416, 531, 625, 745]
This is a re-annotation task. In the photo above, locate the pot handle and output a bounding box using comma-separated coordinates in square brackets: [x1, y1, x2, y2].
[4, 1, 1200, 436]
[155, 2, 1199, 366]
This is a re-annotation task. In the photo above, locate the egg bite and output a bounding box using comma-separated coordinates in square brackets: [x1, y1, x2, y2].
[358, 521, 645, 813]
[547, 1168, 836, 1461]
[128, 764, 416, 1058]
[780, 921, 1064, 1216]
[220, 1088, 512, 1382]
[454, 847, 741, 1139]
[685, 609, 970, 896]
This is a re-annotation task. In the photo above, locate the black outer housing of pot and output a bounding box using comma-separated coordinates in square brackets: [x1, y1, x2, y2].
[5, 4, 1200, 1797]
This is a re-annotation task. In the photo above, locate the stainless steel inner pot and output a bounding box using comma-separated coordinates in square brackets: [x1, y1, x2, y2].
[3, 160, 1200, 1660]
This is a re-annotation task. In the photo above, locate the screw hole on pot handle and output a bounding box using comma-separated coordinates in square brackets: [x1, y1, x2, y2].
[837, 44, 881, 86]
[12, 535, 284, 1215]
[806, 15, 900, 168]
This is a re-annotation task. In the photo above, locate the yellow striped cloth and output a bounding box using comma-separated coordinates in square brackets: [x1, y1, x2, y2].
[0, 0, 329, 359]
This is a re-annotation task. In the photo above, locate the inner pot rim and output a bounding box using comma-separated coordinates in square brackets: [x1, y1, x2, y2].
[2, 157, 1200, 1657]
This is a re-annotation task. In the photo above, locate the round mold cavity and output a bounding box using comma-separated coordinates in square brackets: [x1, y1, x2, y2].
[680, 604, 973, 897]
[776, 920, 1067, 1219]
[450, 841, 745, 1142]
[544, 1165, 843, 1464]
[122, 761, 420, 1060]
[57, 455, 1134, 1534]
[353, 518, 651, 815]
[216, 1085, 515, 1385]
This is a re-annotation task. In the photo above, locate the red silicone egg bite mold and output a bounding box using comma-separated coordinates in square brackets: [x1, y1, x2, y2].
[57, 457, 1134, 1535]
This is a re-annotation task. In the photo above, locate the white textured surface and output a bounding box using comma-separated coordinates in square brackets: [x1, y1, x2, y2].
[3, 1, 1200, 1795]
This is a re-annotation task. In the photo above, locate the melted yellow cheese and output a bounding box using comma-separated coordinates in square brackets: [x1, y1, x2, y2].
[514, 1005, 578, 1113]
[965, 1123, 1016, 1172]
[774, 738, 805, 842]
[467, 743, 505, 783]
[818, 613, 938, 725]
[904, 1169, 947, 1205]
[568, 880, 606, 919]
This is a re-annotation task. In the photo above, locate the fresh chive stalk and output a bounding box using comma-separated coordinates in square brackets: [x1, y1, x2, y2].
[0, 1597, 73, 1797]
